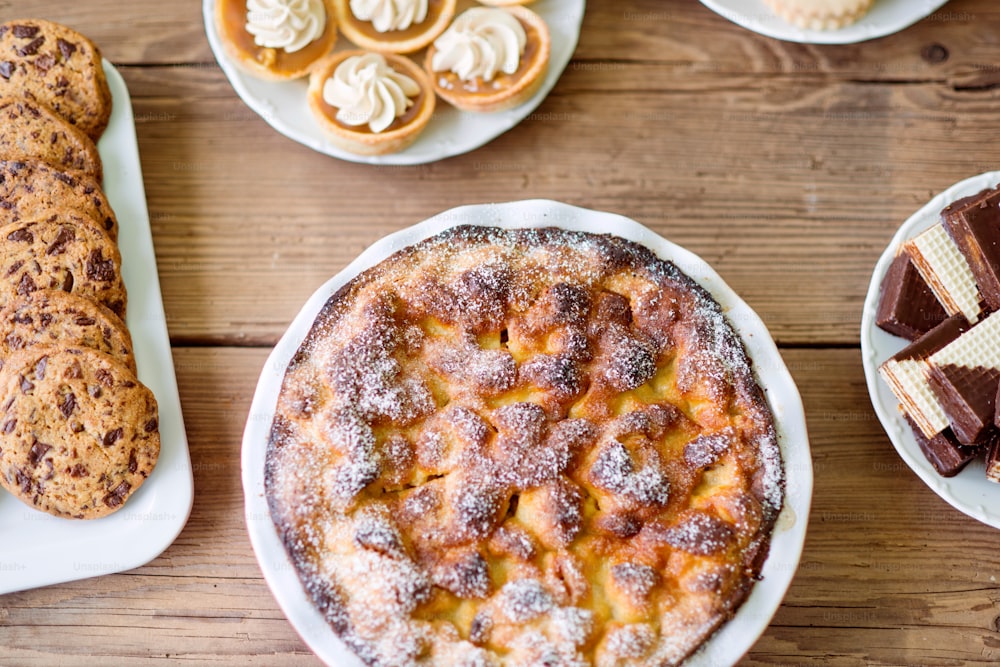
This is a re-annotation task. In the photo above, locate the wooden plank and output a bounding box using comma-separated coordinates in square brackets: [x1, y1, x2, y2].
[1, 347, 997, 664]
[113, 65, 1000, 345]
[11, 0, 1000, 84]
[754, 347, 1000, 665]
[2, 1, 1000, 664]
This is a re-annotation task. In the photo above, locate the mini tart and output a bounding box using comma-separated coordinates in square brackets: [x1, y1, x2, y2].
[307, 50, 435, 156]
[763, 0, 874, 30]
[333, 0, 457, 54]
[425, 5, 550, 113]
[214, 0, 338, 80]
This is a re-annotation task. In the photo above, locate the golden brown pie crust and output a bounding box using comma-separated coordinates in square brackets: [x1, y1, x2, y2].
[214, 0, 338, 80]
[424, 6, 550, 113]
[266, 225, 784, 666]
[333, 0, 457, 54]
[307, 49, 435, 156]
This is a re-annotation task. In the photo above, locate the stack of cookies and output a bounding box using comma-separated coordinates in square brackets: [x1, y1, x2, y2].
[0, 19, 160, 519]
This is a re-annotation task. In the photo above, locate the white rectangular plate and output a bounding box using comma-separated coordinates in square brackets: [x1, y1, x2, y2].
[0, 62, 194, 594]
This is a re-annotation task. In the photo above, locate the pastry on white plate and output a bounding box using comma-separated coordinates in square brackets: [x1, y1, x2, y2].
[425, 6, 550, 113]
[333, 0, 456, 54]
[307, 50, 435, 155]
[215, 0, 338, 80]
[762, 0, 874, 30]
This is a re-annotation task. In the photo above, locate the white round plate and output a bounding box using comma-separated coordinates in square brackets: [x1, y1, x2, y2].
[860, 171, 1000, 529]
[203, 0, 584, 165]
[242, 200, 812, 666]
[699, 0, 948, 44]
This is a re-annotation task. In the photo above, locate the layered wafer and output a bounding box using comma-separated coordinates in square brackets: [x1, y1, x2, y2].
[879, 315, 969, 439]
[927, 310, 1000, 445]
[986, 436, 1000, 484]
[941, 185, 1000, 312]
[904, 223, 984, 324]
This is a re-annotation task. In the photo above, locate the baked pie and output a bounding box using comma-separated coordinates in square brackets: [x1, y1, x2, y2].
[307, 49, 435, 155]
[333, 0, 457, 54]
[266, 226, 784, 665]
[425, 6, 550, 113]
[215, 0, 338, 80]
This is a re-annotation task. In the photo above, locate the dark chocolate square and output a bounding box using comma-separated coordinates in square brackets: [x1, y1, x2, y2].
[876, 250, 948, 340]
[905, 415, 981, 477]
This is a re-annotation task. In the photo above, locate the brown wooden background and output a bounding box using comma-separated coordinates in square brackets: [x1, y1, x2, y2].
[1, 0, 999, 664]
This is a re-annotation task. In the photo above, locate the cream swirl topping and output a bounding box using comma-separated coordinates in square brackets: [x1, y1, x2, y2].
[430, 8, 526, 82]
[349, 0, 428, 32]
[245, 0, 327, 54]
[323, 53, 421, 133]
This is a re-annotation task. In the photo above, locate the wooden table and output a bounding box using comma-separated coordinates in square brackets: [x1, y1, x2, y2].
[2, 0, 999, 664]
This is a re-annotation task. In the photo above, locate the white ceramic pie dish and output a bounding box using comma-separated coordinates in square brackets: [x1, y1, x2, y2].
[0, 62, 193, 594]
[861, 171, 1000, 530]
[242, 199, 812, 666]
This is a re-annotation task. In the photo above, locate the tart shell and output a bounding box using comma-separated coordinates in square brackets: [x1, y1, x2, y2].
[425, 5, 551, 113]
[214, 0, 338, 81]
[333, 0, 457, 54]
[307, 50, 436, 156]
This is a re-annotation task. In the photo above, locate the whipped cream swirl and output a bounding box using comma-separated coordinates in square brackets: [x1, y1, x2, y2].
[430, 8, 526, 82]
[245, 0, 327, 53]
[323, 53, 420, 133]
[350, 0, 428, 32]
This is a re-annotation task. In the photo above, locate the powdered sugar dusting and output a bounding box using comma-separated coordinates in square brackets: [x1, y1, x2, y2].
[265, 225, 785, 666]
[589, 440, 670, 508]
[499, 578, 554, 623]
[604, 623, 656, 659]
[610, 562, 660, 602]
[327, 306, 436, 426]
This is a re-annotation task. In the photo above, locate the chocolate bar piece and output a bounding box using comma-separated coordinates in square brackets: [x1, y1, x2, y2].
[927, 310, 1000, 445]
[905, 415, 980, 477]
[986, 437, 1000, 484]
[879, 315, 970, 438]
[941, 189, 1000, 310]
[942, 185, 1000, 312]
[905, 223, 984, 323]
[876, 249, 948, 340]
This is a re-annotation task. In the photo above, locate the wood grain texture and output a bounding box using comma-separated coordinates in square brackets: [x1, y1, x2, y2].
[1, 347, 997, 665]
[1, 0, 1000, 665]
[125, 61, 1000, 345]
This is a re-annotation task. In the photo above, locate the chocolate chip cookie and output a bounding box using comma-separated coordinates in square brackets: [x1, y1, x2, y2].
[0, 345, 159, 518]
[0, 19, 113, 140]
[0, 217, 126, 317]
[0, 289, 134, 373]
[0, 96, 103, 181]
[0, 160, 118, 241]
